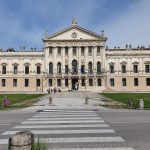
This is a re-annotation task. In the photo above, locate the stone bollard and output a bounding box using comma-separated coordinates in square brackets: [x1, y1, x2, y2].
[85, 97, 89, 105]
[49, 97, 52, 105]
[139, 98, 144, 110]
[8, 131, 34, 150]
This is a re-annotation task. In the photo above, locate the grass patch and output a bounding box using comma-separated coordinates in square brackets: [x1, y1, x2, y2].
[34, 138, 48, 150]
[0, 94, 46, 110]
[101, 93, 150, 109]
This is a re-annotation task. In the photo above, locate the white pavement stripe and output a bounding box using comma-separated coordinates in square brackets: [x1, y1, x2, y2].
[34, 137, 124, 143]
[33, 114, 99, 117]
[0, 137, 125, 145]
[50, 148, 134, 150]
[14, 124, 109, 129]
[40, 112, 96, 115]
[28, 117, 101, 121]
[22, 120, 105, 124]
[42, 110, 95, 113]
[2, 129, 115, 135]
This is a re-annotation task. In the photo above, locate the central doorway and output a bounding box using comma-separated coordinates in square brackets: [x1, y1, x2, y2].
[72, 78, 78, 90]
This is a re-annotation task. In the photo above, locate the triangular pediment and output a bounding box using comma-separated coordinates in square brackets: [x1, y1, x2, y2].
[43, 25, 107, 41]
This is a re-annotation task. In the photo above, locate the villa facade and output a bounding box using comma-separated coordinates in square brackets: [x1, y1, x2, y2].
[0, 20, 150, 92]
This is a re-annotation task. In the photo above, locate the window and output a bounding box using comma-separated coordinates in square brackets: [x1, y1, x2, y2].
[57, 79, 61, 86]
[97, 62, 101, 74]
[145, 65, 150, 73]
[65, 79, 68, 87]
[49, 79, 52, 86]
[88, 47, 92, 56]
[97, 47, 100, 55]
[73, 47, 77, 56]
[122, 78, 126, 86]
[65, 65, 69, 74]
[133, 65, 138, 73]
[89, 79, 93, 86]
[37, 66, 41, 74]
[49, 47, 53, 55]
[146, 78, 150, 86]
[110, 65, 114, 73]
[57, 62, 61, 73]
[2, 79, 5, 87]
[110, 78, 114, 86]
[13, 79, 17, 87]
[97, 79, 102, 86]
[81, 65, 85, 74]
[134, 78, 138, 86]
[88, 62, 92, 73]
[36, 79, 40, 87]
[72, 60, 78, 74]
[65, 47, 68, 56]
[81, 47, 85, 56]
[25, 66, 29, 74]
[2, 66, 6, 74]
[82, 79, 85, 86]
[121, 65, 126, 73]
[25, 79, 29, 87]
[14, 65, 18, 74]
[49, 62, 53, 74]
[57, 47, 61, 55]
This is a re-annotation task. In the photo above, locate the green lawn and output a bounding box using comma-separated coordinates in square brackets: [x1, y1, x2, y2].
[101, 93, 150, 109]
[0, 94, 46, 109]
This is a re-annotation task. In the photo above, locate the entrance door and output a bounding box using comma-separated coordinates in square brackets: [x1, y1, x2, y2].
[72, 78, 78, 90]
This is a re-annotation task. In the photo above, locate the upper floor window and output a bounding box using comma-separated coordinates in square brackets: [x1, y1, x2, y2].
[97, 46, 100, 55]
[2, 66, 6, 74]
[88, 47, 92, 56]
[65, 65, 69, 74]
[57, 62, 61, 73]
[25, 65, 29, 74]
[81, 65, 85, 74]
[97, 62, 101, 74]
[49, 62, 53, 74]
[88, 62, 93, 74]
[110, 65, 114, 73]
[37, 66, 41, 74]
[65, 47, 68, 56]
[57, 47, 61, 55]
[121, 64, 126, 73]
[81, 47, 85, 56]
[145, 64, 150, 73]
[133, 65, 138, 73]
[13, 65, 18, 74]
[49, 47, 53, 55]
[73, 47, 77, 56]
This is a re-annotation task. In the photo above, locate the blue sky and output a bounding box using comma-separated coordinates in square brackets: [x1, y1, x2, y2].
[0, 0, 149, 50]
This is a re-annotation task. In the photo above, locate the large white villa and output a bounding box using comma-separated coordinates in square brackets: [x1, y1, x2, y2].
[0, 19, 150, 92]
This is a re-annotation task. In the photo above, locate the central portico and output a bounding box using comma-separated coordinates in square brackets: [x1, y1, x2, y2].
[43, 19, 107, 91]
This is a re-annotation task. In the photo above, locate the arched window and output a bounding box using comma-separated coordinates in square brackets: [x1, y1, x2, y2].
[88, 62, 93, 73]
[49, 62, 53, 74]
[72, 60, 78, 74]
[57, 62, 61, 73]
[97, 62, 101, 74]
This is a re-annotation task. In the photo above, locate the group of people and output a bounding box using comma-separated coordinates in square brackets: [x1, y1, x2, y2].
[47, 87, 61, 94]
[74, 82, 79, 90]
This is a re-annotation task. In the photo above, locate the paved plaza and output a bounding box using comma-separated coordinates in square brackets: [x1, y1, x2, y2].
[0, 91, 150, 150]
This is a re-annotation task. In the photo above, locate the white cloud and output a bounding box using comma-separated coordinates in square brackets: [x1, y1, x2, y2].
[105, 0, 150, 48]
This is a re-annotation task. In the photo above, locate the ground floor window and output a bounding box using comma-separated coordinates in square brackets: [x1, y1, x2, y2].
[25, 79, 29, 87]
[146, 78, 150, 86]
[13, 79, 17, 87]
[49, 79, 52, 86]
[134, 78, 138, 86]
[65, 79, 68, 87]
[81, 78, 85, 86]
[89, 78, 93, 86]
[36, 79, 40, 87]
[110, 78, 114, 86]
[57, 79, 61, 86]
[2, 79, 6, 87]
[122, 78, 126, 86]
[97, 78, 102, 86]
